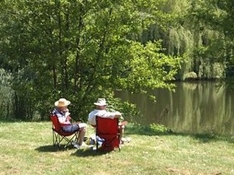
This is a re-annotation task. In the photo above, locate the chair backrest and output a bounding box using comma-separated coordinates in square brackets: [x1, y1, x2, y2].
[50, 114, 78, 138]
[96, 117, 119, 135]
[96, 116, 120, 151]
[50, 115, 61, 132]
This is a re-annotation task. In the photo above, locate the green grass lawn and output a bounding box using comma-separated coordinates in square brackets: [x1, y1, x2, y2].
[0, 121, 234, 175]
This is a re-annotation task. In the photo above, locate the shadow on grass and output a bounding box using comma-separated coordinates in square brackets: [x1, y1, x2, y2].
[71, 147, 119, 157]
[35, 144, 76, 152]
[35, 144, 120, 156]
[191, 133, 234, 143]
[125, 123, 234, 143]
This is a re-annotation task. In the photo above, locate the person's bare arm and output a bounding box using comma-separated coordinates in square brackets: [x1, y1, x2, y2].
[114, 111, 122, 118]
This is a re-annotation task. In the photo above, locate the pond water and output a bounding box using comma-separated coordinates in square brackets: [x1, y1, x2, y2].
[115, 81, 234, 135]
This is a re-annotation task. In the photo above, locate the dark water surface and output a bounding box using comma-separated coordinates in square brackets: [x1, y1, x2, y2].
[115, 82, 234, 135]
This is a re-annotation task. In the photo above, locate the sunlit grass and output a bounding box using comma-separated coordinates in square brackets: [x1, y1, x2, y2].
[0, 121, 234, 175]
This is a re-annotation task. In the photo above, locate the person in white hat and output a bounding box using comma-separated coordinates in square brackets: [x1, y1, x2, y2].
[88, 98, 127, 141]
[52, 98, 87, 149]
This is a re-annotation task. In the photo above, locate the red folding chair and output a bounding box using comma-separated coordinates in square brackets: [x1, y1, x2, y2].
[95, 116, 121, 151]
[50, 115, 78, 148]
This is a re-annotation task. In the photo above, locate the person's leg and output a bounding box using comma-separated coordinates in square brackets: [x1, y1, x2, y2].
[118, 124, 124, 143]
[119, 123, 131, 143]
[118, 121, 127, 139]
[63, 124, 81, 148]
[77, 123, 87, 146]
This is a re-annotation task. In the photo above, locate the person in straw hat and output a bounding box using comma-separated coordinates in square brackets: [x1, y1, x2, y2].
[52, 98, 87, 149]
[88, 98, 128, 142]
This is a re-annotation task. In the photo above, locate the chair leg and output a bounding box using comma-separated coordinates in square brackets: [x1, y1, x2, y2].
[52, 130, 64, 147]
[96, 139, 98, 150]
[52, 130, 57, 146]
[51, 130, 79, 149]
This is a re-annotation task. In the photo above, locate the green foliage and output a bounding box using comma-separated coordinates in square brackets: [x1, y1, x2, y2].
[103, 96, 140, 120]
[0, 0, 182, 120]
[0, 69, 14, 119]
[187, 0, 234, 78]
[126, 123, 170, 135]
[122, 41, 181, 92]
[3, 0, 234, 120]
[149, 123, 169, 133]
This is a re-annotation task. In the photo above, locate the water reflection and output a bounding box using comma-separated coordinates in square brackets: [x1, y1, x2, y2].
[115, 82, 234, 135]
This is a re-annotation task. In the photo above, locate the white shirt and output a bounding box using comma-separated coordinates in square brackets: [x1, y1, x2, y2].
[88, 109, 121, 125]
[52, 108, 71, 125]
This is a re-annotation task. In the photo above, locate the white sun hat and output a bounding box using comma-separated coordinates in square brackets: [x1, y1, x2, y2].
[94, 98, 107, 106]
[54, 98, 71, 107]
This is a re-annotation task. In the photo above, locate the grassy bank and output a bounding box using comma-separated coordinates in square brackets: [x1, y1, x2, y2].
[0, 121, 234, 175]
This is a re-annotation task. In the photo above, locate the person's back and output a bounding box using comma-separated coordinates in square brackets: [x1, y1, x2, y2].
[88, 98, 126, 141]
[88, 98, 121, 125]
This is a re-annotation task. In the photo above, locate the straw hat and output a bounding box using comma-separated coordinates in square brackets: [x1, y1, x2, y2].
[54, 98, 71, 107]
[94, 98, 107, 106]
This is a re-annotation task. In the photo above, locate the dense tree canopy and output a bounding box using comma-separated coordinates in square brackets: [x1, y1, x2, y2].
[1, 0, 234, 120]
[0, 0, 181, 120]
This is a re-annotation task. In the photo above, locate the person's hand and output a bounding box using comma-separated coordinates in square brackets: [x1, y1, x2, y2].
[114, 111, 122, 118]
[115, 111, 121, 115]
[65, 112, 70, 118]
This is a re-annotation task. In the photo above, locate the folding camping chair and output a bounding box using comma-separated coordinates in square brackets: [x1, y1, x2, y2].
[95, 116, 121, 151]
[50, 115, 78, 148]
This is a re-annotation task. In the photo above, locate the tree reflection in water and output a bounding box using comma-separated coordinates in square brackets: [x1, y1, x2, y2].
[115, 82, 234, 135]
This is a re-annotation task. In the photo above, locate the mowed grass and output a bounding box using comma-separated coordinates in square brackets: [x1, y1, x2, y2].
[0, 121, 234, 175]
